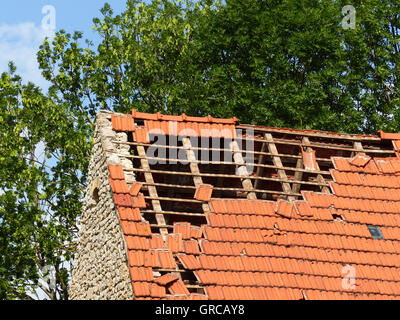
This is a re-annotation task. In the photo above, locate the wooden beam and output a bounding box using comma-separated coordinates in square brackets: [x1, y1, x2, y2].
[352, 141, 365, 157]
[126, 167, 330, 187]
[291, 156, 304, 197]
[145, 196, 202, 203]
[140, 181, 302, 197]
[120, 140, 380, 161]
[136, 145, 168, 238]
[253, 139, 267, 190]
[230, 140, 257, 200]
[142, 210, 205, 217]
[236, 125, 381, 141]
[230, 136, 394, 154]
[182, 137, 211, 212]
[118, 153, 332, 175]
[265, 133, 296, 201]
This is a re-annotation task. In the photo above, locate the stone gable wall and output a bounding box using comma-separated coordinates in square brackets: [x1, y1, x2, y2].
[69, 111, 134, 300]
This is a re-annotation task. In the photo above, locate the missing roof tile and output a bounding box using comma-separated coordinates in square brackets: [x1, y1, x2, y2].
[332, 213, 344, 222]
[367, 225, 383, 239]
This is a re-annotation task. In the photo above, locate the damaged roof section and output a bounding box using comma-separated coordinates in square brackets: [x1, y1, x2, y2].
[101, 109, 400, 300]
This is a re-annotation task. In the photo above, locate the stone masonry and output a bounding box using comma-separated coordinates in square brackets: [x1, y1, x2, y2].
[69, 111, 135, 300]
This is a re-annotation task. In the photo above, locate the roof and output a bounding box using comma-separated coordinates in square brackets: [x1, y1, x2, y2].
[103, 109, 400, 300]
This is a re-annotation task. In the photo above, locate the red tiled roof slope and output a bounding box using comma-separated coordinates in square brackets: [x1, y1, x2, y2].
[104, 109, 400, 300]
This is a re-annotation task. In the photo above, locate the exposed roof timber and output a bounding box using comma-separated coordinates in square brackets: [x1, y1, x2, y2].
[140, 182, 302, 197]
[103, 109, 400, 300]
[237, 125, 382, 141]
[116, 153, 332, 175]
[117, 141, 395, 159]
[127, 167, 331, 187]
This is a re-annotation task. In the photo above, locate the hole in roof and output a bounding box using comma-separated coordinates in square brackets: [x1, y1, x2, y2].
[134, 119, 145, 126]
[367, 225, 383, 239]
[332, 214, 344, 222]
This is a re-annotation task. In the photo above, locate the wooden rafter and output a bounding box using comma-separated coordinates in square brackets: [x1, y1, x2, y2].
[264, 133, 296, 201]
[230, 140, 257, 200]
[352, 141, 365, 156]
[136, 145, 168, 238]
[291, 156, 304, 197]
[253, 139, 268, 191]
[182, 137, 211, 213]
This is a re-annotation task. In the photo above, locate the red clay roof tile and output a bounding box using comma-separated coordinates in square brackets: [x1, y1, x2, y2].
[378, 130, 400, 140]
[108, 164, 125, 180]
[132, 193, 146, 208]
[109, 178, 129, 193]
[190, 226, 203, 239]
[133, 221, 151, 236]
[166, 233, 183, 253]
[129, 266, 154, 282]
[301, 148, 318, 171]
[143, 250, 160, 268]
[209, 200, 227, 213]
[332, 157, 353, 172]
[205, 286, 225, 300]
[140, 119, 236, 139]
[167, 279, 190, 296]
[203, 226, 221, 241]
[126, 236, 149, 250]
[376, 159, 396, 174]
[350, 153, 371, 167]
[133, 128, 150, 143]
[199, 255, 217, 270]
[155, 273, 179, 286]
[118, 207, 142, 221]
[120, 221, 137, 235]
[128, 250, 145, 266]
[132, 282, 151, 297]
[194, 184, 213, 201]
[293, 201, 313, 217]
[193, 270, 213, 284]
[206, 213, 222, 227]
[113, 193, 133, 207]
[150, 283, 166, 298]
[111, 115, 135, 131]
[157, 250, 176, 269]
[275, 200, 295, 218]
[183, 240, 200, 255]
[173, 222, 191, 240]
[129, 182, 142, 196]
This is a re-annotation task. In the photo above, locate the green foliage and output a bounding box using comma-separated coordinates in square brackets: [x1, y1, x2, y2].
[2, 0, 400, 299]
[38, 0, 400, 134]
[190, 0, 400, 133]
[0, 63, 91, 299]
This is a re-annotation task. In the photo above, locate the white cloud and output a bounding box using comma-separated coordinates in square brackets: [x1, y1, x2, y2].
[0, 22, 52, 90]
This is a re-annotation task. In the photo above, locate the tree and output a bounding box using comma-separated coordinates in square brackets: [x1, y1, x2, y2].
[2, 0, 213, 300]
[189, 0, 400, 133]
[0, 63, 92, 299]
[37, 0, 400, 134]
[2, 0, 400, 299]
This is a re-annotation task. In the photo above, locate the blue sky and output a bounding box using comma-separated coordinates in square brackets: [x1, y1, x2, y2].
[0, 0, 128, 89]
